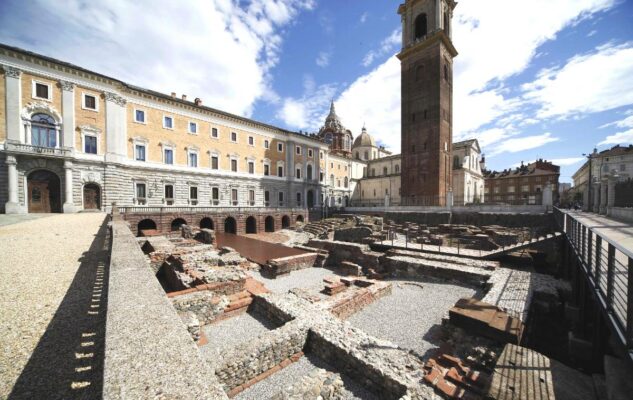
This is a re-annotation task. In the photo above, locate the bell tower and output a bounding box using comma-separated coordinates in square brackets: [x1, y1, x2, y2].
[397, 0, 457, 206]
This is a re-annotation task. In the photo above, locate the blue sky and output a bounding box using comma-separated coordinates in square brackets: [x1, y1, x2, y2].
[1, 0, 632, 183]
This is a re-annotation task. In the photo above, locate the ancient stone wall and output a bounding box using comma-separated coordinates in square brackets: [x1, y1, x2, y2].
[305, 239, 382, 272]
[261, 252, 319, 277]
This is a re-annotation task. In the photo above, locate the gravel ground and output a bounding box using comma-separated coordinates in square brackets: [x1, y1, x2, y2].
[249, 267, 340, 295]
[200, 310, 278, 363]
[0, 213, 108, 399]
[347, 278, 480, 359]
[235, 353, 377, 400]
[0, 213, 52, 227]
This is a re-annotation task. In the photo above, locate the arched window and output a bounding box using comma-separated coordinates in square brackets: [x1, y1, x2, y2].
[330, 174, 335, 185]
[394, 165, 400, 173]
[414, 13, 427, 40]
[31, 113, 57, 148]
[444, 65, 449, 81]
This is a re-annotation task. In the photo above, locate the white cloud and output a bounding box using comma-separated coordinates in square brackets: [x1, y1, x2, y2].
[600, 109, 633, 129]
[523, 42, 633, 118]
[487, 133, 560, 156]
[0, 0, 315, 117]
[360, 12, 368, 24]
[276, 75, 337, 129]
[599, 129, 633, 145]
[362, 29, 401, 67]
[316, 51, 331, 68]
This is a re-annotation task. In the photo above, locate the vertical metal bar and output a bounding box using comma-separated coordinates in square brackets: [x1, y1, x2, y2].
[606, 243, 616, 311]
[595, 236, 602, 281]
[627, 257, 633, 348]
[581, 226, 586, 263]
[587, 231, 593, 276]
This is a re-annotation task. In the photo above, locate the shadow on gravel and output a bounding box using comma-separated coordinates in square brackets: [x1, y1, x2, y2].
[9, 217, 110, 400]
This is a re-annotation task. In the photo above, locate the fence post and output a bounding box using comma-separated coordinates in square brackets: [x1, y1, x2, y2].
[606, 243, 615, 312]
[627, 257, 633, 349]
[587, 231, 593, 272]
[581, 226, 586, 263]
[595, 236, 602, 281]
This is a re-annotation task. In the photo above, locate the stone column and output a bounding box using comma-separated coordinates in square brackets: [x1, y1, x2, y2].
[607, 176, 617, 209]
[3, 66, 22, 143]
[63, 160, 78, 213]
[60, 80, 75, 151]
[4, 155, 25, 214]
[592, 183, 600, 213]
[599, 181, 608, 214]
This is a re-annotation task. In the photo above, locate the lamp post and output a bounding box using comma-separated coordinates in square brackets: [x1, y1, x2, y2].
[583, 153, 592, 212]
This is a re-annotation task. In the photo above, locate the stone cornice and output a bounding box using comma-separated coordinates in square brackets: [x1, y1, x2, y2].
[397, 29, 458, 60]
[2, 65, 21, 78]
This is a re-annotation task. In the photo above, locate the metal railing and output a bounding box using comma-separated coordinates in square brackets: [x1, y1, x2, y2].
[5, 142, 72, 157]
[554, 207, 633, 359]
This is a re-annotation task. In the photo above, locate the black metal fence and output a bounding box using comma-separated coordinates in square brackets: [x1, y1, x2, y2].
[554, 207, 633, 361]
[615, 178, 633, 207]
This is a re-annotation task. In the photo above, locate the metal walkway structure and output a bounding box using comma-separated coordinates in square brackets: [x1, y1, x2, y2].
[554, 208, 633, 363]
[481, 232, 563, 259]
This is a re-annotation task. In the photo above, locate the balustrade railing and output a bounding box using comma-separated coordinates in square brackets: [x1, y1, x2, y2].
[118, 206, 305, 214]
[5, 142, 71, 157]
[554, 207, 633, 359]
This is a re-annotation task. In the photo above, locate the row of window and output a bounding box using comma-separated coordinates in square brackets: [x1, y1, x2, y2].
[134, 183, 306, 207]
[364, 165, 401, 177]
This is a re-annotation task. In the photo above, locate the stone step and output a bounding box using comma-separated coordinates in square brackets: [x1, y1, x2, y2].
[604, 355, 633, 400]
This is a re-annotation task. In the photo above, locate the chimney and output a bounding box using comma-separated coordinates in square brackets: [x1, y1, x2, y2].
[171, 92, 176, 98]
[194, 97, 202, 106]
[181, 94, 187, 101]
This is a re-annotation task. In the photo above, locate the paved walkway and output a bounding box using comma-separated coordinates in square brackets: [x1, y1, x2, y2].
[563, 210, 633, 256]
[0, 213, 109, 399]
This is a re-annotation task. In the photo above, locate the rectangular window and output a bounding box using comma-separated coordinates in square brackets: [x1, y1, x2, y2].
[264, 164, 270, 176]
[278, 165, 283, 177]
[278, 143, 283, 152]
[190, 186, 198, 205]
[189, 152, 198, 168]
[136, 183, 146, 204]
[135, 109, 145, 123]
[296, 167, 301, 179]
[189, 122, 197, 134]
[231, 189, 238, 206]
[296, 192, 301, 206]
[164, 148, 173, 165]
[212, 187, 220, 205]
[35, 82, 49, 99]
[165, 185, 174, 205]
[163, 116, 173, 129]
[264, 191, 270, 206]
[248, 161, 254, 174]
[84, 94, 97, 110]
[249, 189, 255, 206]
[231, 159, 238, 172]
[211, 127, 218, 138]
[135, 144, 146, 161]
[84, 135, 97, 154]
[308, 149, 313, 157]
[264, 140, 270, 149]
[278, 191, 284, 206]
[248, 136, 254, 146]
[296, 146, 301, 155]
[231, 132, 237, 142]
[211, 155, 219, 170]
[320, 172, 324, 182]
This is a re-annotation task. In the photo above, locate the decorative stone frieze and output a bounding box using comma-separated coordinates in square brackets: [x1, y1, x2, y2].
[59, 80, 75, 91]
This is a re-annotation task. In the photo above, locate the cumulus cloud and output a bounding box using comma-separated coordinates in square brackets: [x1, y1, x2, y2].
[598, 112, 633, 145]
[276, 75, 337, 130]
[360, 12, 369, 24]
[523, 42, 633, 119]
[362, 29, 401, 67]
[0, 0, 315, 117]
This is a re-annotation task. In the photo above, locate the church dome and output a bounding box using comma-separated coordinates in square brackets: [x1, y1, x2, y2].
[353, 125, 376, 148]
[321, 101, 345, 132]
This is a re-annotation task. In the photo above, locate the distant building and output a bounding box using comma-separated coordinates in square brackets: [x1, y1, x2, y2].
[571, 144, 633, 212]
[484, 160, 560, 205]
[452, 139, 484, 205]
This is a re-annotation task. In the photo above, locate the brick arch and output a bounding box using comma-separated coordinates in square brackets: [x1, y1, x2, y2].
[170, 218, 187, 231]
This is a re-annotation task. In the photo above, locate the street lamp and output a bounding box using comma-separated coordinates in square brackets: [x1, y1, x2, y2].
[582, 152, 593, 212]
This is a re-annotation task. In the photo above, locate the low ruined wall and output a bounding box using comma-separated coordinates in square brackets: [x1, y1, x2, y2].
[170, 291, 229, 325]
[328, 283, 392, 319]
[214, 320, 309, 391]
[106, 220, 228, 399]
[261, 252, 319, 277]
[333, 226, 374, 243]
[380, 255, 491, 286]
[250, 295, 295, 326]
[306, 239, 381, 272]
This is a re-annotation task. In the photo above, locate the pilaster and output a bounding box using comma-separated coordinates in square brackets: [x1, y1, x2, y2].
[5, 155, 26, 214]
[60, 80, 75, 151]
[63, 160, 78, 213]
[105, 92, 128, 164]
[3, 66, 22, 143]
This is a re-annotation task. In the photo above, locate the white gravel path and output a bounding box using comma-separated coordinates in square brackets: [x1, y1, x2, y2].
[234, 354, 377, 400]
[347, 278, 479, 359]
[249, 267, 341, 295]
[0, 213, 108, 399]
